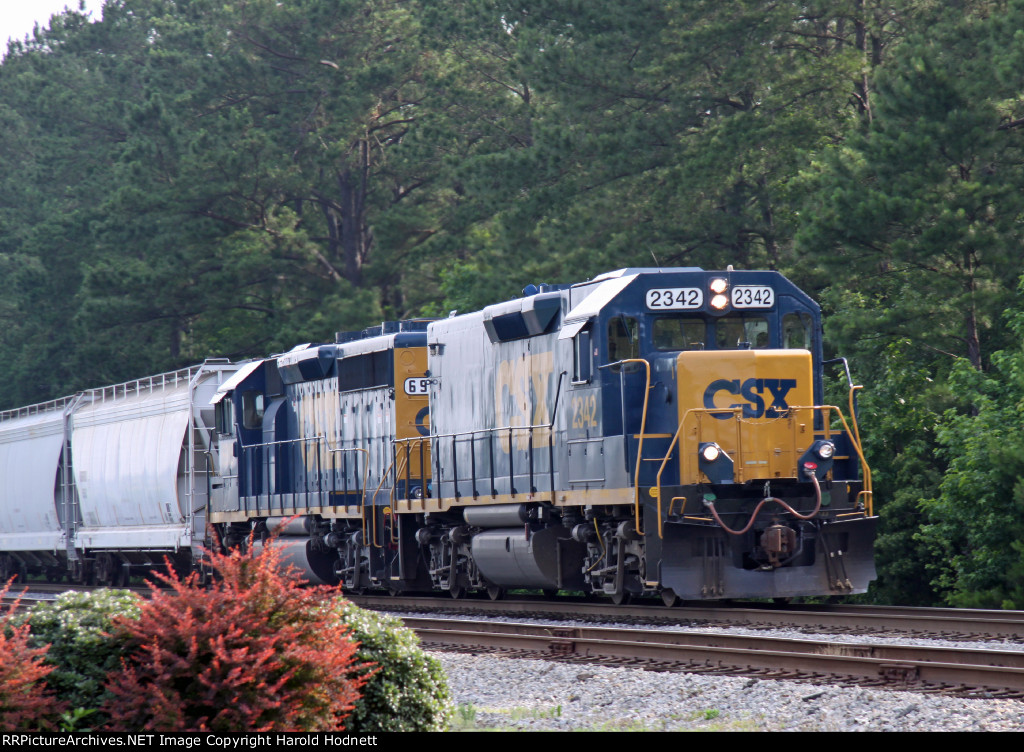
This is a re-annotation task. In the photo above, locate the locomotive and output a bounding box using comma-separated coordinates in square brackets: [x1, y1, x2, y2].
[0, 267, 876, 602]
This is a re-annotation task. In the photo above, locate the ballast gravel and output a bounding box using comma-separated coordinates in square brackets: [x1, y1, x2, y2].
[431, 651, 1024, 731]
[399, 609, 1024, 730]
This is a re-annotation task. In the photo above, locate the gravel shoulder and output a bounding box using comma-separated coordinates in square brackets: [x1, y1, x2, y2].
[433, 652, 1024, 731]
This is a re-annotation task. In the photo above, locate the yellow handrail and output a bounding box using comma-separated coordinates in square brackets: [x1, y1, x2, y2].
[653, 407, 729, 537]
[385, 438, 430, 543]
[325, 445, 370, 546]
[824, 401, 873, 516]
[847, 384, 873, 516]
[652, 404, 874, 537]
[367, 453, 401, 549]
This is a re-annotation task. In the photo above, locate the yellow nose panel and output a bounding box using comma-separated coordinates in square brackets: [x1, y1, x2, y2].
[676, 350, 814, 483]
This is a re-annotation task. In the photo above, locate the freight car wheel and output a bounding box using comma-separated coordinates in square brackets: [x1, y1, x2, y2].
[94, 554, 114, 586]
[486, 584, 505, 601]
[660, 588, 679, 608]
[610, 591, 631, 606]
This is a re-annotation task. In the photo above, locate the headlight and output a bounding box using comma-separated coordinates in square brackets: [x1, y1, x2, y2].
[710, 294, 729, 310]
[816, 442, 835, 459]
[698, 442, 734, 483]
[709, 278, 728, 294]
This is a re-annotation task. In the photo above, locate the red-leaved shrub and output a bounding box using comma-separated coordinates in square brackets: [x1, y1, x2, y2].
[0, 579, 64, 731]
[101, 540, 372, 731]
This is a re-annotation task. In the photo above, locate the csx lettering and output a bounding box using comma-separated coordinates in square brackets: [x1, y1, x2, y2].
[704, 378, 797, 419]
[496, 351, 553, 450]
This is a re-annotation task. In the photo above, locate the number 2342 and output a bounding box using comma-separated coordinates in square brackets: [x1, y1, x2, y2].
[571, 394, 598, 429]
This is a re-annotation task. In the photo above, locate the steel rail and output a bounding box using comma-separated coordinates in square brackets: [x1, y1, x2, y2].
[351, 594, 1024, 640]
[405, 616, 1024, 695]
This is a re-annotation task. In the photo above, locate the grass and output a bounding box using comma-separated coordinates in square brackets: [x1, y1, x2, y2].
[449, 703, 763, 731]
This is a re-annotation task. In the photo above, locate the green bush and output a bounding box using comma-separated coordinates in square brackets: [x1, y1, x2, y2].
[24, 589, 141, 723]
[337, 601, 452, 732]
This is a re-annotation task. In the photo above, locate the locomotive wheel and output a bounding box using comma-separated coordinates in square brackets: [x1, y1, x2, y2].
[660, 588, 679, 608]
[486, 584, 505, 601]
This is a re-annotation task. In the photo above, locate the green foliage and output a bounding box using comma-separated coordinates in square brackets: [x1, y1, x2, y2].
[336, 601, 452, 733]
[918, 300, 1024, 608]
[841, 338, 953, 605]
[24, 589, 142, 722]
[101, 543, 370, 731]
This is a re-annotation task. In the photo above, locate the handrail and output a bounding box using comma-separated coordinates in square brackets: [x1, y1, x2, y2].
[235, 432, 369, 522]
[394, 371, 566, 505]
[653, 404, 874, 537]
[653, 406, 728, 537]
[369, 450, 402, 549]
[388, 448, 412, 545]
[847, 385, 873, 515]
[397, 424, 549, 502]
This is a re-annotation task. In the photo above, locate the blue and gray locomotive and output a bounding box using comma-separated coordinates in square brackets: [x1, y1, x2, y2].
[0, 268, 876, 601]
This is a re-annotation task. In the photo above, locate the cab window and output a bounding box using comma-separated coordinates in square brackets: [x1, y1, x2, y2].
[652, 318, 705, 351]
[241, 391, 265, 430]
[573, 327, 593, 383]
[715, 316, 769, 350]
[607, 316, 639, 362]
[782, 312, 813, 349]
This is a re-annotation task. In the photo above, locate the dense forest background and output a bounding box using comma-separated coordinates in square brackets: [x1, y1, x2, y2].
[3, 0, 1024, 607]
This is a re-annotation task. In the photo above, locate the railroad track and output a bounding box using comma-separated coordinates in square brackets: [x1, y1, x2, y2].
[403, 615, 1024, 698]
[351, 594, 1024, 641]
[346, 594, 1024, 698]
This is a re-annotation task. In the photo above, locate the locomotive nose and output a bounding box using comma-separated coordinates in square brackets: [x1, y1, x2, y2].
[675, 349, 814, 484]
